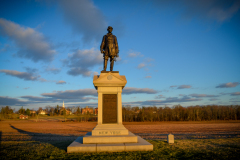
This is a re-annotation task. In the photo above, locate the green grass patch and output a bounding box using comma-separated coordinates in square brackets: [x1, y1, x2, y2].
[1, 138, 240, 160]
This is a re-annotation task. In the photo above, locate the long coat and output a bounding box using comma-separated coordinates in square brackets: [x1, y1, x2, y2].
[100, 33, 119, 57]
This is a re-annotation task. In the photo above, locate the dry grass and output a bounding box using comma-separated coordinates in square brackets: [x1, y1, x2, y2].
[123, 121, 240, 139]
[1, 120, 240, 159]
[1, 120, 240, 141]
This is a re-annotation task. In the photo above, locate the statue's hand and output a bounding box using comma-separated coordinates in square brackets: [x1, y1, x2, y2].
[101, 50, 104, 54]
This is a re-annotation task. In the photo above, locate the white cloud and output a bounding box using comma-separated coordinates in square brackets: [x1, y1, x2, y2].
[184, 0, 240, 22]
[56, 80, 66, 84]
[124, 96, 202, 106]
[151, 0, 240, 23]
[128, 51, 143, 58]
[39, 78, 48, 82]
[145, 76, 152, 78]
[137, 63, 146, 69]
[137, 57, 154, 70]
[21, 96, 47, 102]
[58, 0, 107, 42]
[0, 69, 49, 82]
[63, 48, 102, 77]
[209, 98, 219, 101]
[155, 95, 165, 99]
[216, 82, 239, 88]
[178, 85, 192, 89]
[189, 94, 218, 98]
[0, 44, 11, 53]
[45, 67, 61, 74]
[0, 96, 28, 106]
[123, 87, 158, 94]
[0, 69, 39, 81]
[231, 92, 240, 96]
[0, 18, 56, 62]
[170, 85, 192, 89]
[41, 89, 97, 100]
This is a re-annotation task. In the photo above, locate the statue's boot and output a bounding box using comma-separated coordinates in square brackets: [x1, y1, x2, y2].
[110, 59, 114, 71]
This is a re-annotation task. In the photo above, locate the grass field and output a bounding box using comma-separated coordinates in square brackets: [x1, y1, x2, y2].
[1, 120, 240, 159]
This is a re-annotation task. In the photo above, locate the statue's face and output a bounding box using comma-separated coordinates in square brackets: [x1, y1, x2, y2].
[108, 28, 113, 33]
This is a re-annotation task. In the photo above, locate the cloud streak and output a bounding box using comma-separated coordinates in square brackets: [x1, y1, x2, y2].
[216, 82, 239, 88]
[189, 94, 218, 98]
[59, 0, 107, 42]
[45, 67, 61, 74]
[124, 96, 202, 106]
[56, 80, 66, 85]
[41, 89, 97, 100]
[63, 48, 102, 77]
[0, 96, 28, 106]
[128, 51, 143, 58]
[230, 92, 240, 96]
[178, 85, 192, 89]
[137, 63, 146, 69]
[151, 0, 240, 23]
[0, 69, 39, 81]
[170, 85, 192, 89]
[0, 18, 56, 62]
[122, 87, 158, 95]
[145, 76, 152, 79]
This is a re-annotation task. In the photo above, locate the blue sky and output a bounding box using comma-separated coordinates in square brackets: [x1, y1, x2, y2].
[0, 0, 240, 110]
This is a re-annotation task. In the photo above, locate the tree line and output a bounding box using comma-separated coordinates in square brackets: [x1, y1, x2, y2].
[1, 104, 240, 122]
[122, 105, 240, 122]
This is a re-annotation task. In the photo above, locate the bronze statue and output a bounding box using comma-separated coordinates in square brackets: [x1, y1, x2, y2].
[100, 26, 119, 71]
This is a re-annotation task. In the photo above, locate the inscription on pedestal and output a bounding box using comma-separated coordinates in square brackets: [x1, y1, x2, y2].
[98, 131, 121, 135]
[103, 94, 117, 123]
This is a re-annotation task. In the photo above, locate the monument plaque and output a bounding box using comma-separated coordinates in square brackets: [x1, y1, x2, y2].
[102, 94, 117, 123]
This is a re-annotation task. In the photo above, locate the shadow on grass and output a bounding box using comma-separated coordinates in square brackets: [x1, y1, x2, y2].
[9, 124, 78, 151]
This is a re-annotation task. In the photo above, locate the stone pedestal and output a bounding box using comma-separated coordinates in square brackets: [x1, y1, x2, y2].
[67, 71, 153, 153]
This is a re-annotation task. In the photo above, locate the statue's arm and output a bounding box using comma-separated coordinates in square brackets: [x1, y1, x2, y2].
[100, 36, 105, 53]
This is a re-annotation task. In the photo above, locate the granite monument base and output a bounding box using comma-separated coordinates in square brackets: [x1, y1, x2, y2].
[67, 129, 153, 153]
[67, 71, 153, 153]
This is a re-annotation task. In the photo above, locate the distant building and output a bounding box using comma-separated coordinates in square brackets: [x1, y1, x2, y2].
[60, 109, 72, 115]
[95, 108, 98, 115]
[81, 106, 93, 114]
[19, 114, 28, 119]
[39, 110, 46, 115]
[60, 101, 72, 115]
[30, 110, 36, 114]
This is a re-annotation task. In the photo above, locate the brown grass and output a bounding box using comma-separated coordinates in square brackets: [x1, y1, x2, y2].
[1, 120, 240, 141]
[123, 121, 240, 139]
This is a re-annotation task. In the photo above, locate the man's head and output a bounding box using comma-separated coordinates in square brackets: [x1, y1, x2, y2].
[107, 26, 113, 33]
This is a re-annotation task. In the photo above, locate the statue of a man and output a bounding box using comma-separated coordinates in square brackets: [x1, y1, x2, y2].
[100, 26, 119, 71]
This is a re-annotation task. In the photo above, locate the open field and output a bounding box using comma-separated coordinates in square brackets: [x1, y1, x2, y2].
[1, 120, 240, 140]
[1, 120, 240, 159]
